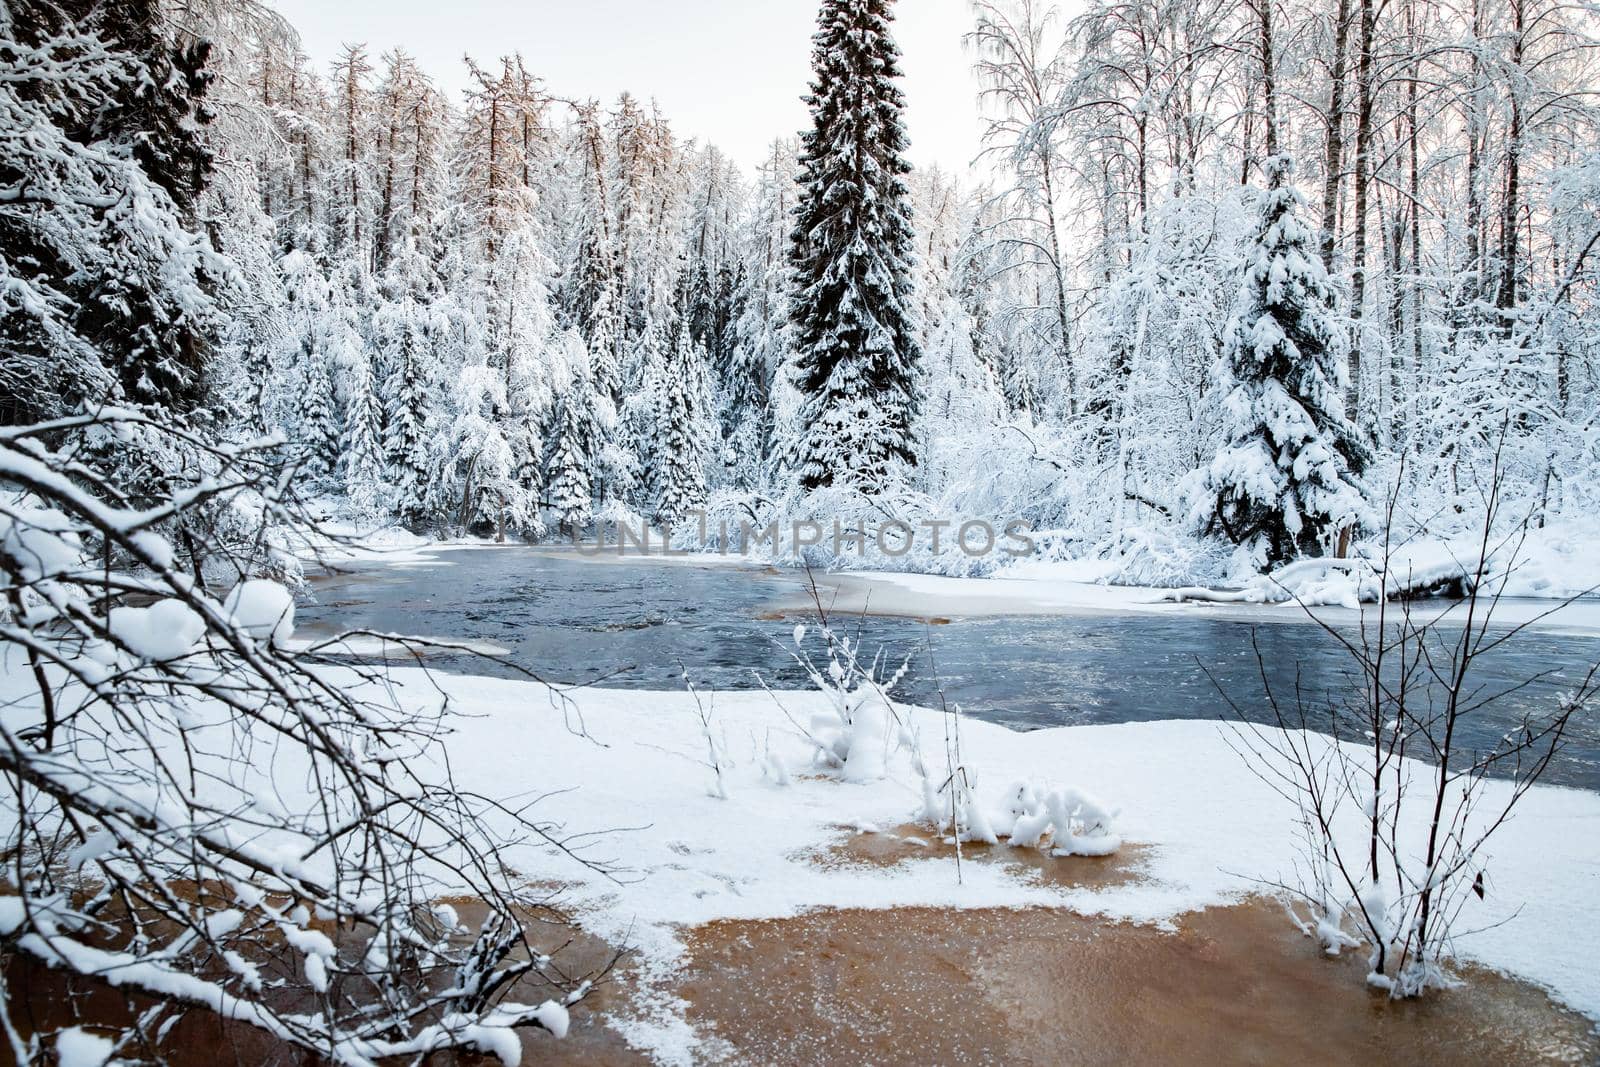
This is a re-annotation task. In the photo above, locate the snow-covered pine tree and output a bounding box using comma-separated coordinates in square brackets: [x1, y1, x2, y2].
[787, 0, 921, 493]
[726, 138, 798, 486]
[460, 55, 556, 538]
[340, 293, 386, 510]
[378, 297, 435, 520]
[1190, 157, 1372, 567]
[374, 231, 441, 520]
[683, 145, 743, 386]
[298, 347, 342, 483]
[562, 103, 625, 408]
[328, 43, 374, 266]
[270, 250, 343, 480]
[546, 331, 600, 534]
[82, 0, 218, 412]
[623, 322, 669, 508]
[653, 320, 712, 528]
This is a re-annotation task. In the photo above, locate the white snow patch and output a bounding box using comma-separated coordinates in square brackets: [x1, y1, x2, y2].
[223, 579, 296, 644]
[54, 1027, 113, 1067]
[107, 599, 206, 661]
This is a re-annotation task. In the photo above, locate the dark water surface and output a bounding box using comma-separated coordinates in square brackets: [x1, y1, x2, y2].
[298, 547, 1600, 791]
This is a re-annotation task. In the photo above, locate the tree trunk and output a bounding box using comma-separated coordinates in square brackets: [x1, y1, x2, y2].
[1040, 156, 1077, 414]
[1319, 0, 1353, 269]
[1347, 0, 1376, 418]
[346, 63, 361, 255]
[1496, 0, 1525, 329]
[1463, 0, 1487, 315]
[1407, 0, 1424, 443]
[377, 89, 399, 273]
[1259, 0, 1279, 159]
[458, 454, 479, 532]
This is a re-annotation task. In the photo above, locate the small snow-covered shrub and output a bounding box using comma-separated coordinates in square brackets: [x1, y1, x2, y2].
[939, 779, 1123, 856]
[774, 620, 915, 782]
[915, 771, 1126, 857]
[919, 756, 999, 846]
[1040, 787, 1123, 857]
[754, 579, 923, 788]
[681, 669, 734, 799]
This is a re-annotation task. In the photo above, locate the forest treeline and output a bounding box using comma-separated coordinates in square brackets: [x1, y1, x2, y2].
[4, 0, 1598, 577]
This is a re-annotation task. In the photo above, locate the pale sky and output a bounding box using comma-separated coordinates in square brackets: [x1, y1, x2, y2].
[271, 0, 989, 177]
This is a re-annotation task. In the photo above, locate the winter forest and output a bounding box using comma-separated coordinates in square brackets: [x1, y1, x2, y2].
[12, 0, 1600, 574]
[5, 0, 1600, 1061]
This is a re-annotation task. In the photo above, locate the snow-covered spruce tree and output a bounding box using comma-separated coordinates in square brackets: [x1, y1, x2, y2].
[726, 138, 797, 487]
[375, 250, 440, 522]
[787, 0, 921, 492]
[622, 319, 670, 510]
[653, 321, 712, 528]
[565, 224, 624, 409]
[269, 250, 345, 482]
[298, 350, 342, 483]
[340, 341, 386, 512]
[459, 57, 556, 539]
[546, 331, 600, 535]
[1190, 158, 1372, 567]
[559, 103, 625, 409]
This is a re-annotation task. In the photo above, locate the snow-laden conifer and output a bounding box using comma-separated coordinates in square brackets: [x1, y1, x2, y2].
[787, 0, 922, 492]
[1190, 157, 1372, 566]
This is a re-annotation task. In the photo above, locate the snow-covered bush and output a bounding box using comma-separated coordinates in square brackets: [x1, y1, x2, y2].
[1223, 476, 1597, 996]
[773, 618, 915, 783]
[925, 776, 1123, 857]
[0, 412, 598, 1062]
[1014, 524, 1235, 589]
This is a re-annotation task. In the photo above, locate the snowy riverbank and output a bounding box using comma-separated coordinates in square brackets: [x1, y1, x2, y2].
[298, 514, 1600, 638]
[797, 563, 1600, 635]
[369, 672, 1600, 1061]
[818, 516, 1600, 625]
[5, 627, 1596, 1061]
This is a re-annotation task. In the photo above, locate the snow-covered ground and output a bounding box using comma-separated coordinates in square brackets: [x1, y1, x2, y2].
[4, 593, 1596, 1061]
[800, 561, 1600, 635]
[386, 673, 1600, 1062]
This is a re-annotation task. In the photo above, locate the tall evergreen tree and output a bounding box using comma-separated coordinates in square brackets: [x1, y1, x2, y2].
[379, 297, 435, 520]
[653, 321, 711, 526]
[546, 332, 600, 535]
[1189, 158, 1372, 566]
[787, 0, 921, 492]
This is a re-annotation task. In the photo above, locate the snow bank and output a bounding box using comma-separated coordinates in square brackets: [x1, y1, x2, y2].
[796, 560, 1600, 635]
[367, 673, 1600, 1062]
[278, 504, 513, 570]
[4, 650, 1594, 1062]
[746, 516, 1600, 624]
